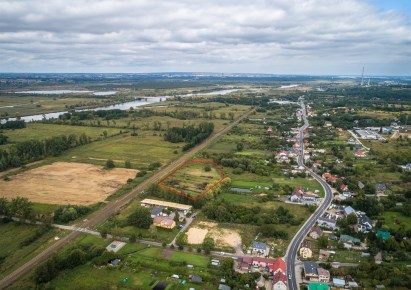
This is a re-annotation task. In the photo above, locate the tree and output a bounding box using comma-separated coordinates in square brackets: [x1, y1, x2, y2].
[347, 213, 358, 225]
[204, 165, 211, 172]
[174, 211, 180, 223]
[0, 197, 9, 216]
[236, 142, 244, 151]
[9, 197, 32, 218]
[127, 207, 152, 229]
[202, 237, 215, 254]
[125, 160, 132, 168]
[106, 159, 115, 169]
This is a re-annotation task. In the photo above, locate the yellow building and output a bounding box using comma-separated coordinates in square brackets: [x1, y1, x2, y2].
[300, 240, 313, 259]
[153, 216, 176, 229]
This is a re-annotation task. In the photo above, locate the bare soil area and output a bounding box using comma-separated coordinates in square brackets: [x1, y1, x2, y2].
[0, 162, 137, 205]
[185, 221, 242, 248]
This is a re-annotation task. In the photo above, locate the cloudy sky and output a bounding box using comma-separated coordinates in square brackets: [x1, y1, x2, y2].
[0, 0, 410, 75]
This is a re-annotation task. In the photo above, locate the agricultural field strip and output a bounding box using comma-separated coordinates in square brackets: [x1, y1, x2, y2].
[0, 108, 254, 289]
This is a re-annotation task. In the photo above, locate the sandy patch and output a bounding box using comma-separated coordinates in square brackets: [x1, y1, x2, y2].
[186, 228, 208, 244]
[0, 162, 137, 205]
[186, 221, 242, 248]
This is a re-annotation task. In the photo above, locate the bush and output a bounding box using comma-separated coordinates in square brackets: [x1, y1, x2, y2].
[136, 170, 147, 177]
[125, 160, 132, 168]
[106, 159, 115, 169]
[54, 205, 91, 223]
[204, 165, 211, 172]
[148, 162, 162, 170]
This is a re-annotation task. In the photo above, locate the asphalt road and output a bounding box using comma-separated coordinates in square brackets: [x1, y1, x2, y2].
[0, 109, 253, 290]
[285, 100, 334, 290]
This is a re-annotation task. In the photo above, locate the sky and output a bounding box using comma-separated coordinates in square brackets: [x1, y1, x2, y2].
[0, 0, 410, 76]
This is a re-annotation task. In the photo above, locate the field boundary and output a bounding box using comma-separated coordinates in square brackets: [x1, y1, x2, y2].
[157, 159, 225, 201]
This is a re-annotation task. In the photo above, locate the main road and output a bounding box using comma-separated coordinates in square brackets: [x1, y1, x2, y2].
[0, 109, 253, 290]
[285, 99, 334, 290]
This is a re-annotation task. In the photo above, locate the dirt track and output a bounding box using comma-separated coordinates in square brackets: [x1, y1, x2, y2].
[0, 109, 253, 290]
[0, 162, 137, 205]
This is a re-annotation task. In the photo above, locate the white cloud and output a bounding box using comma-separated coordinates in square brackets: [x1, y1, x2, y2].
[0, 0, 410, 75]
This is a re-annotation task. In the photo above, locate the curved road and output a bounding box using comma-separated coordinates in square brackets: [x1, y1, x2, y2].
[0, 109, 253, 290]
[285, 100, 334, 290]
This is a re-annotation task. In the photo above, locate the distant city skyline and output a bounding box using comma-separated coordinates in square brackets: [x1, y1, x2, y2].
[0, 0, 410, 76]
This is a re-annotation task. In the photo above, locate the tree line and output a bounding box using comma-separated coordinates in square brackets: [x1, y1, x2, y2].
[0, 120, 26, 129]
[0, 197, 33, 219]
[164, 122, 214, 151]
[0, 133, 90, 171]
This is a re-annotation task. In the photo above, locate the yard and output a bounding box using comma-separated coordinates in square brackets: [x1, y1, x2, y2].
[382, 211, 411, 232]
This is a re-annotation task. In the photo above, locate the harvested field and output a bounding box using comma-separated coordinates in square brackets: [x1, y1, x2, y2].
[186, 221, 242, 248]
[0, 162, 137, 205]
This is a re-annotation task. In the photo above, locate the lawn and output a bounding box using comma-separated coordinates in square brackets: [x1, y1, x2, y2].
[331, 250, 364, 263]
[0, 221, 62, 279]
[382, 211, 411, 231]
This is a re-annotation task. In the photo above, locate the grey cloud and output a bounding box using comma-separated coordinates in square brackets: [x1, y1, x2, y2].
[0, 0, 410, 75]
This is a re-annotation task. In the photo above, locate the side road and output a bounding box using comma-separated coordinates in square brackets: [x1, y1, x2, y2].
[0, 109, 253, 290]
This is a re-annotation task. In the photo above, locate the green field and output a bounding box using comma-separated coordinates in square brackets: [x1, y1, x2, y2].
[0, 221, 62, 279]
[0, 123, 124, 150]
[0, 95, 114, 118]
[136, 247, 210, 267]
[382, 211, 411, 231]
[161, 161, 223, 199]
[59, 132, 181, 169]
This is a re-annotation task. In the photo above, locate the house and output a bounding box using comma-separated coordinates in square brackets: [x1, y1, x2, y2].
[357, 213, 373, 233]
[319, 249, 330, 262]
[252, 241, 269, 256]
[348, 281, 359, 288]
[300, 241, 313, 259]
[151, 206, 164, 218]
[376, 230, 391, 241]
[318, 268, 330, 283]
[308, 283, 329, 290]
[375, 285, 385, 290]
[309, 227, 323, 240]
[340, 234, 361, 245]
[190, 275, 202, 283]
[358, 181, 365, 190]
[344, 206, 355, 216]
[375, 183, 387, 195]
[355, 151, 366, 158]
[318, 217, 338, 230]
[251, 257, 277, 269]
[153, 216, 176, 229]
[304, 262, 319, 281]
[272, 271, 287, 290]
[109, 258, 121, 266]
[218, 285, 231, 290]
[400, 163, 411, 171]
[340, 184, 348, 191]
[268, 258, 286, 274]
[322, 172, 332, 180]
[333, 278, 345, 288]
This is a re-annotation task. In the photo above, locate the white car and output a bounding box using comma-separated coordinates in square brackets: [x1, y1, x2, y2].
[288, 274, 292, 279]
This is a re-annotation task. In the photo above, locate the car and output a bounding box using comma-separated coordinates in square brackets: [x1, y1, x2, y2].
[288, 274, 292, 279]
[220, 252, 225, 255]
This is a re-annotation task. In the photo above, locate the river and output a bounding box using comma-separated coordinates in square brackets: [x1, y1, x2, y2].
[1, 89, 241, 123]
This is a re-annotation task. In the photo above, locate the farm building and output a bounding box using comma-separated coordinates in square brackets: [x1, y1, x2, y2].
[141, 198, 192, 215]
